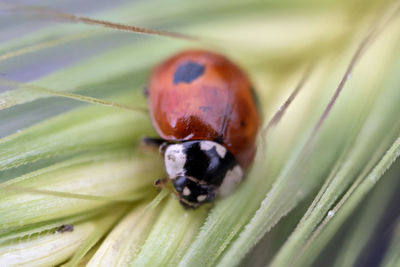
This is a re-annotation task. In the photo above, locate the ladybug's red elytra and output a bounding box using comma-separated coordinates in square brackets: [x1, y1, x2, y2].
[146, 50, 261, 208]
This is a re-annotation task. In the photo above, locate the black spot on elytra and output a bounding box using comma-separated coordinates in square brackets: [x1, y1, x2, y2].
[199, 106, 211, 112]
[173, 61, 205, 85]
[212, 87, 219, 97]
[240, 120, 246, 127]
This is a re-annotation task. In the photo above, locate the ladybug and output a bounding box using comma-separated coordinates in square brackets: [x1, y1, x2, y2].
[145, 50, 261, 208]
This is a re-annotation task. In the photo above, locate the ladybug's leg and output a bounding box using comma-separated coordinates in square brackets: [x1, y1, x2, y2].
[154, 178, 174, 192]
[141, 137, 169, 155]
[142, 137, 165, 146]
[213, 135, 224, 144]
[142, 85, 149, 98]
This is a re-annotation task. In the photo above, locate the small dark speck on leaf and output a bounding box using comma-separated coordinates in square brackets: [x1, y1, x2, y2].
[56, 224, 74, 233]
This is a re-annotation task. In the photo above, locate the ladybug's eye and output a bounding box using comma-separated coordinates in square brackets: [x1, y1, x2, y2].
[173, 61, 205, 85]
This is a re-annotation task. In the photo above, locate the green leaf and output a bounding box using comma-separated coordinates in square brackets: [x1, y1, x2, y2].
[294, 137, 400, 266]
[333, 157, 400, 267]
[0, 151, 162, 230]
[0, 209, 126, 267]
[132, 198, 207, 266]
[86, 199, 165, 267]
[0, 102, 152, 172]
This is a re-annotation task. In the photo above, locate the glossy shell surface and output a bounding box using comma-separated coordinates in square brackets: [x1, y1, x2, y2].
[148, 50, 260, 168]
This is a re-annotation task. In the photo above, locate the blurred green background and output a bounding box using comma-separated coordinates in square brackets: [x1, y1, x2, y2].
[0, 0, 399, 266]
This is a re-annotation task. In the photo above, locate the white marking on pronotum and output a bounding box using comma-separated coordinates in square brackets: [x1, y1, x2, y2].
[200, 140, 227, 158]
[183, 187, 191, 196]
[197, 195, 207, 202]
[219, 165, 244, 196]
[164, 144, 186, 179]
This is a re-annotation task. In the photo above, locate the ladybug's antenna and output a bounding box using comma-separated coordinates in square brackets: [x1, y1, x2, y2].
[154, 178, 178, 197]
[2, 4, 200, 41]
[154, 178, 197, 208]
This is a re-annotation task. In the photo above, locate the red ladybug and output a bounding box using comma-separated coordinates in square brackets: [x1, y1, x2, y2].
[146, 50, 260, 208]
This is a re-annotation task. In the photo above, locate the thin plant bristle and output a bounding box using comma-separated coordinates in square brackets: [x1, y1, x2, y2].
[0, 32, 93, 62]
[2, 4, 201, 41]
[300, 1, 400, 162]
[0, 78, 147, 113]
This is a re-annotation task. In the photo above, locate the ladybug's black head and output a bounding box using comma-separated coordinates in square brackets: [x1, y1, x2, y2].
[172, 176, 217, 208]
[163, 140, 244, 208]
